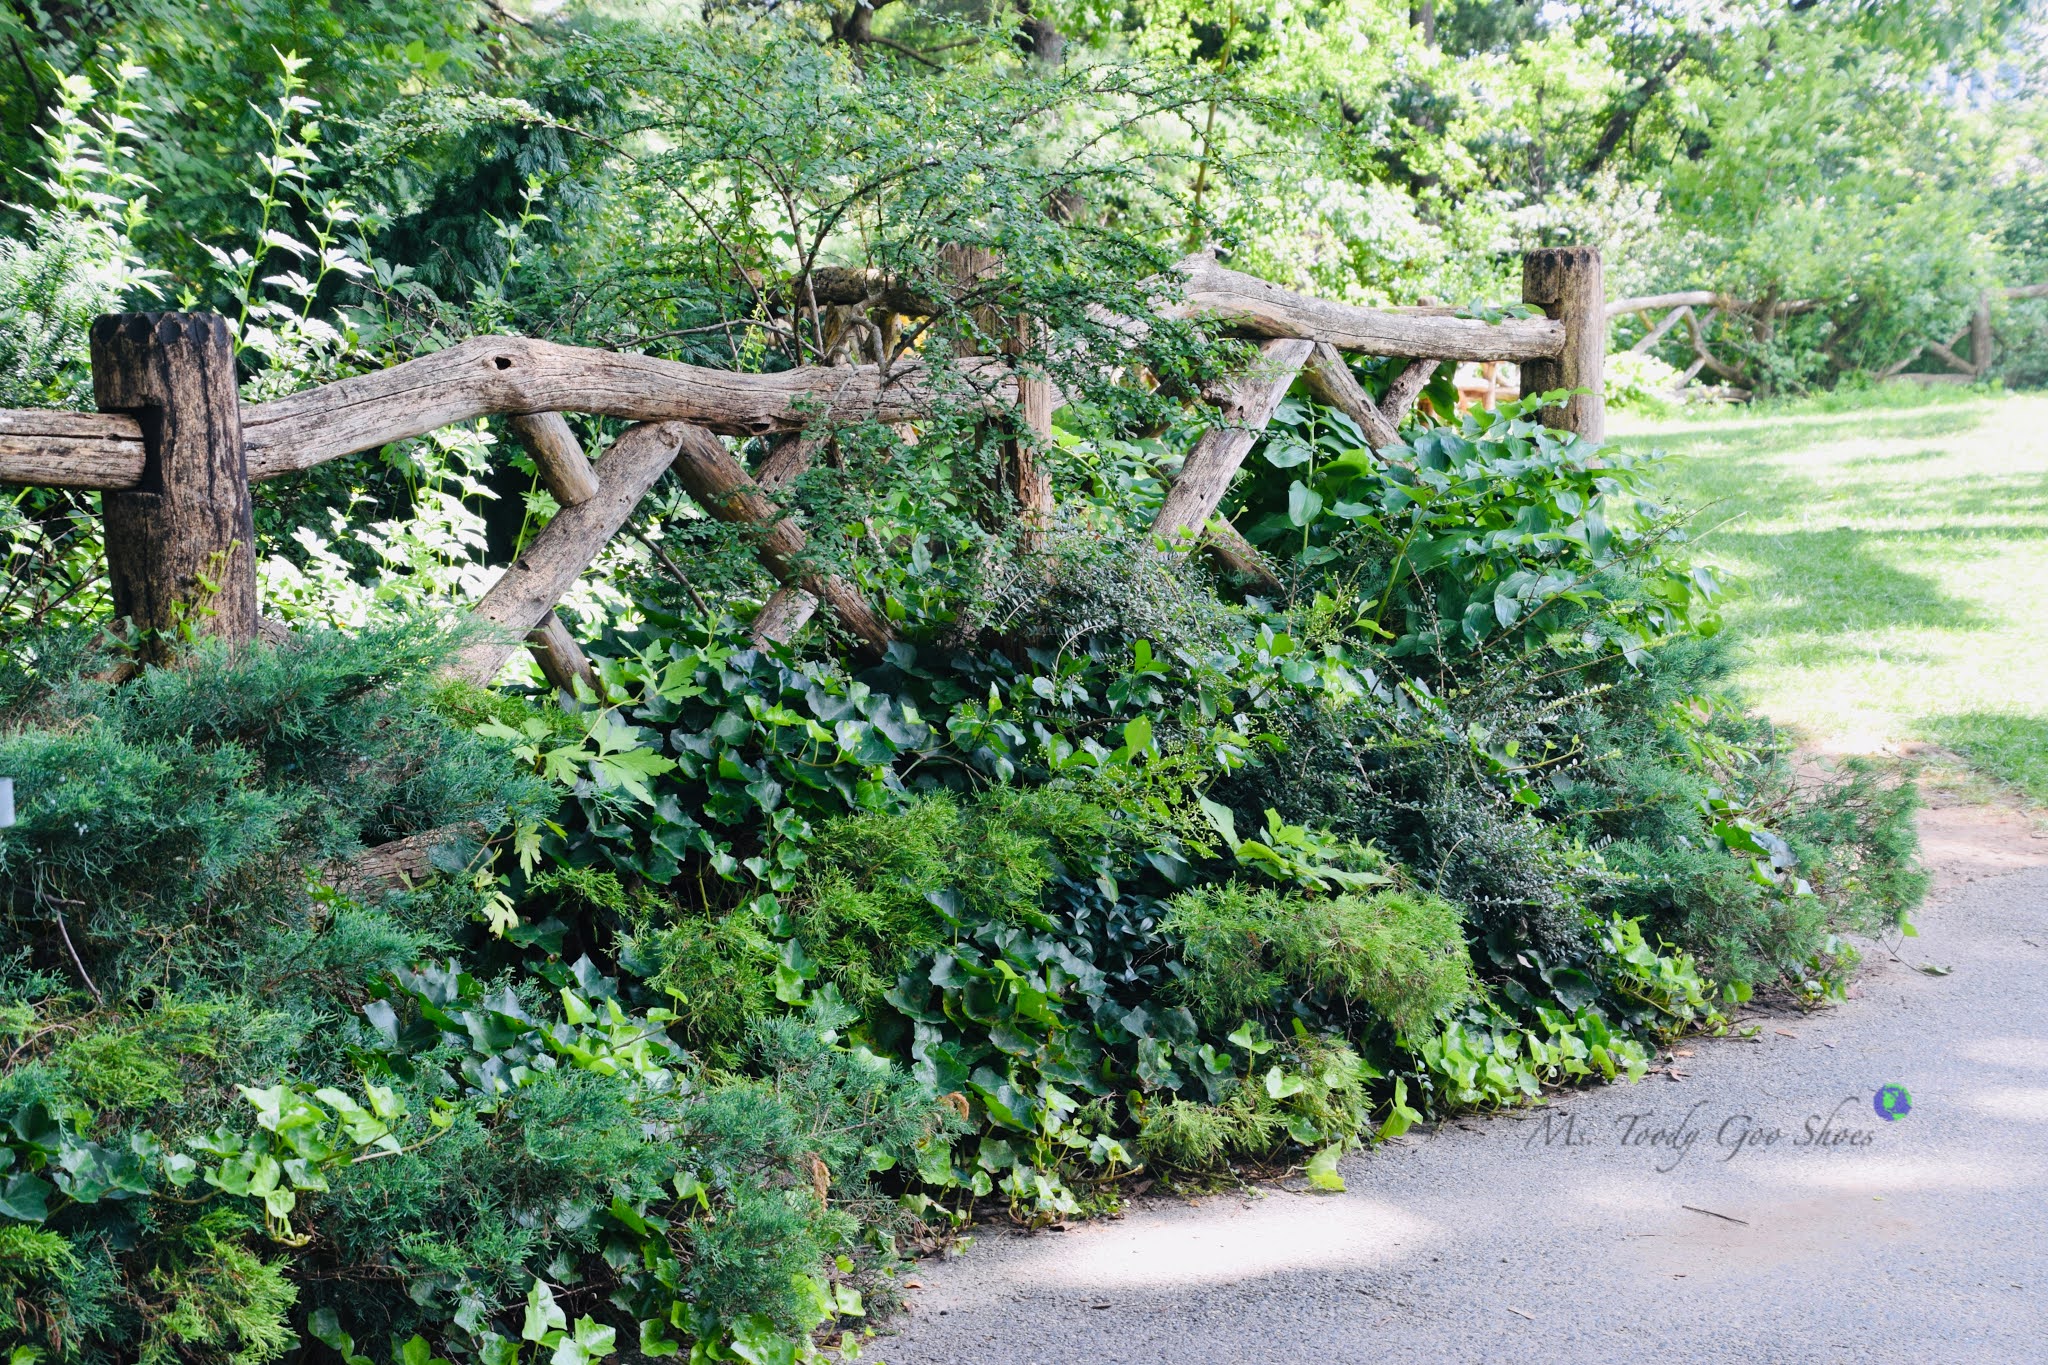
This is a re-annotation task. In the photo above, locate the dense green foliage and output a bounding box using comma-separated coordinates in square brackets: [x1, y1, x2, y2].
[0, 2, 1960, 1361]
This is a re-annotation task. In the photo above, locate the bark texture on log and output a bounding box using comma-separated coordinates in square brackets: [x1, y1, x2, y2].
[750, 586, 821, 647]
[1151, 337, 1313, 556]
[451, 420, 690, 684]
[334, 822, 488, 894]
[1603, 291, 1819, 320]
[1173, 256, 1564, 361]
[0, 410, 146, 488]
[756, 429, 827, 492]
[1628, 304, 1693, 355]
[1380, 356, 1439, 429]
[1520, 247, 1606, 444]
[527, 610, 599, 696]
[1004, 316, 1056, 551]
[91, 312, 258, 654]
[664, 425, 897, 663]
[510, 412, 600, 506]
[1300, 343, 1399, 449]
[237, 337, 1028, 479]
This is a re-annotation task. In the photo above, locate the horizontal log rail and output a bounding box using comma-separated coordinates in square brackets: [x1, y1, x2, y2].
[1604, 291, 1821, 321]
[3, 264, 1592, 494]
[0, 338, 1035, 492]
[1, 246, 1608, 738]
[0, 409, 147, 489]
[1173, 255, 1566, 362]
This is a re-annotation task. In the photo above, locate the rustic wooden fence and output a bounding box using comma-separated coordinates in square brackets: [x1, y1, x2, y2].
[0, 246, 1605, 701]
[1607, 282, 2048, 396]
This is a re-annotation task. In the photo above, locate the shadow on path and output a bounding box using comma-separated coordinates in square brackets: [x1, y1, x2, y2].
[882, 854, 2048, 1365]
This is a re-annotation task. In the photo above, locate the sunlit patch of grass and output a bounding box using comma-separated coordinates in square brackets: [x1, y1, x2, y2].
[1610, 386, 2048, 804]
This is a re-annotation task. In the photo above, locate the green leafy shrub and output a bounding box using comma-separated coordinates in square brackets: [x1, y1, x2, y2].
[1164, 882, 1478, 1039]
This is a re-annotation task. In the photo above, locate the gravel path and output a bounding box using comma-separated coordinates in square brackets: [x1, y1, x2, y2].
[878, 817, 2048, 1364]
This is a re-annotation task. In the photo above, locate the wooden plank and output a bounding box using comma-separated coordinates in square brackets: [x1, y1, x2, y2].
[239, 337, 1027, 480]
[1173, 256, 1563, 362]
[450, 420, 690, 684]
[0, 410, 147, 488]
[1151, 337, 1313, 557]
[91, 312, 258, 653]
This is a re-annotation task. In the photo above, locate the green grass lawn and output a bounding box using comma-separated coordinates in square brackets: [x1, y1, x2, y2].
[1610, 384, 2048, 803]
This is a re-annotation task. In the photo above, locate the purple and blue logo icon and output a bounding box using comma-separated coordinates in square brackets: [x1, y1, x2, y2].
[1874, 1084, 1913, 1122]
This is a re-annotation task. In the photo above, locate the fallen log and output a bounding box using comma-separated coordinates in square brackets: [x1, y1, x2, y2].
[332, 821, 488, 894]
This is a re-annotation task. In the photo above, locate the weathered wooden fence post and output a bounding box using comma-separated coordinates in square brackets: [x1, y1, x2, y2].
[939, 244, 1055, 549]
[1520, 246, 1605, 444]
[90, 312, 257, 657]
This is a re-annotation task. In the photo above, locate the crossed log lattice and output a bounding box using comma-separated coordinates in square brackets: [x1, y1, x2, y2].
[0, 249, 1603, 703]
[1605, 282, 2048, 396]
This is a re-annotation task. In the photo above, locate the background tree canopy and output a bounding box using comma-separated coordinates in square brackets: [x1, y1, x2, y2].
[4, 0, 2046, 390]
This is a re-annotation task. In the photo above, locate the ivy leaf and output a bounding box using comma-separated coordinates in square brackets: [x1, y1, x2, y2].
[639, 1319, 682, 1359]
[551, 1316, 616, 1365]
[0, 1171, 53, 1221]
[523, 1279, 568, 1343]
[1305, 1145, 1346, 1191]
[1263, 1065, 1306, 1099]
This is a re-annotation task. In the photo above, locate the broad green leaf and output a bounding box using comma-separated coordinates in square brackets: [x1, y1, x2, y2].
[1305, 1145, 1346, 1191]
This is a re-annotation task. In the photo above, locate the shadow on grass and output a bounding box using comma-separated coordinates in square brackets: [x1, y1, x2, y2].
[1841, 447, 1954, 468]
[1707, 527, 1990, 639]
[1621, 406, 1986, 461]
[1923, 713, 2048, 804]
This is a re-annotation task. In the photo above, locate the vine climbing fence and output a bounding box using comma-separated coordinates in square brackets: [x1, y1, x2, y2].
[0, 246, 1608, 877]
